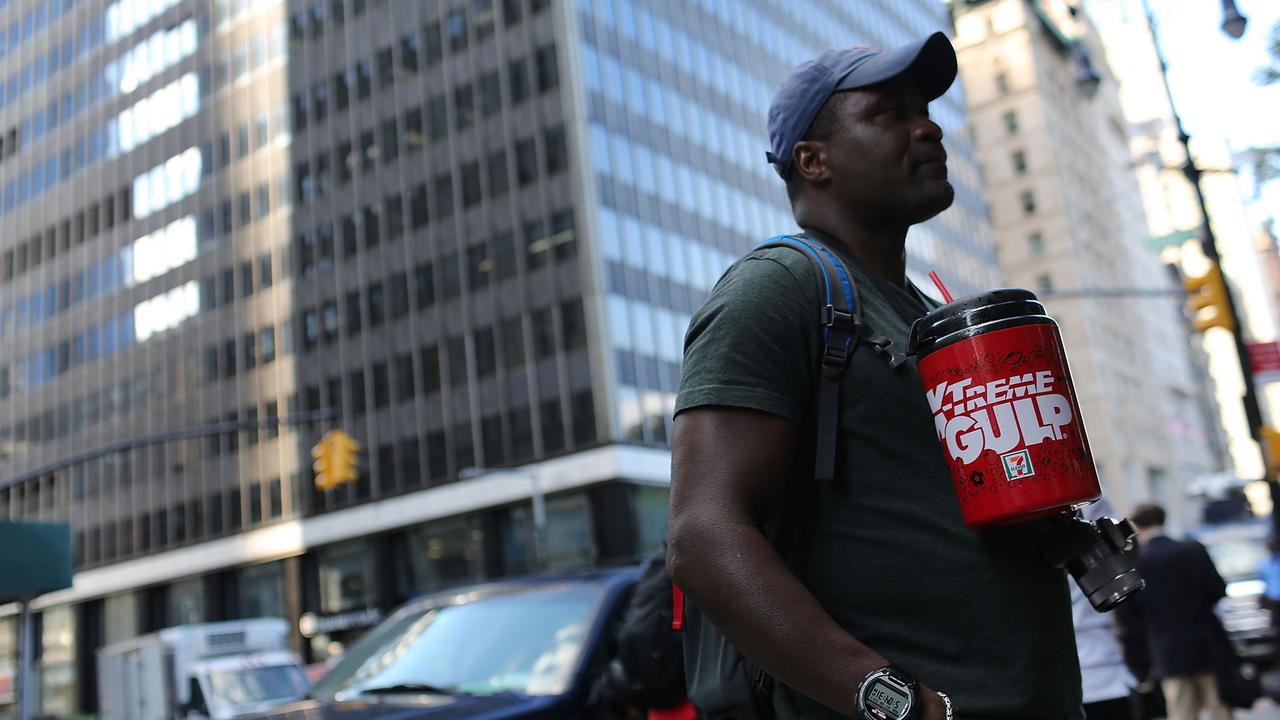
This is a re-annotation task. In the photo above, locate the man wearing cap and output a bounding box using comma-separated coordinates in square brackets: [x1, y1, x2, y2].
[667, 33, 1082, 720]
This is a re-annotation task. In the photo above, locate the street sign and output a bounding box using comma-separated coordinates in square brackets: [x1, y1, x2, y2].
[1248, 342, 1280, 380]
[0, 522, 72, 603]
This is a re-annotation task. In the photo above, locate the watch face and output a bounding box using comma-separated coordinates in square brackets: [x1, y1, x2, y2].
[865, 679, 910, 719]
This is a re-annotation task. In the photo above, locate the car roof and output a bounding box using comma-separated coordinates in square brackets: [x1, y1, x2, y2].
[391, 564, 643, 618]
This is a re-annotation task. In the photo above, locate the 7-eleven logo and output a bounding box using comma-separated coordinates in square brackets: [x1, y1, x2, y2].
[1001, 450, 1034, 480]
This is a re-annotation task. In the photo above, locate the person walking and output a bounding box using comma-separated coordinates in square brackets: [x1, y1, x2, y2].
[667, 32, 1083, 720]
[1072, 501, 1137, 720]
[1119, 503, 1231, 720]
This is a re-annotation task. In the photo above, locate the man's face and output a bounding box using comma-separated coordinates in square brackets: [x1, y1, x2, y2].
[813, 75, 954, 226]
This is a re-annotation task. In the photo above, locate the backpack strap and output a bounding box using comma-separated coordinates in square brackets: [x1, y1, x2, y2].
[756, 234, 861, 485]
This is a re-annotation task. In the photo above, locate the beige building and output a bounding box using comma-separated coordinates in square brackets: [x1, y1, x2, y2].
[1091, 0, 1280, 498]
[953, 0, 1221, 525]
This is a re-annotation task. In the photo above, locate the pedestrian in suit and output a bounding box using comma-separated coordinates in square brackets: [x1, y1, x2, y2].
[1119, 503, 1231, 720]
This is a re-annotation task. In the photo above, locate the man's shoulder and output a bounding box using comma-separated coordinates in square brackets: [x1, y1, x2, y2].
[705, 245, 823, 310]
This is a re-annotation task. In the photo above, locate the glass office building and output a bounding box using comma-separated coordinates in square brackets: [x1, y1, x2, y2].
[0, 0, 996, 714]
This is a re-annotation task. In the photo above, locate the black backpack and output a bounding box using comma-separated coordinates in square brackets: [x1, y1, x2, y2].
[591, 546, 690, 715]
[680, 234, 896, 719]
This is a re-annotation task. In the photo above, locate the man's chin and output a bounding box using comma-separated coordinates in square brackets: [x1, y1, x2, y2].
[910, 181, 956, 223]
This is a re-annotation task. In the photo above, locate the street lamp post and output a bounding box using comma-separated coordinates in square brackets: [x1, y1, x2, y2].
[459, 466, 547, 571]
[1139, 0, 1272, 508]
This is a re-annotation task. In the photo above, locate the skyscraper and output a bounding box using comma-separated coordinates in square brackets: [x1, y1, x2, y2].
[0, 0, 996, 714]
[953, 0, 1220, 524]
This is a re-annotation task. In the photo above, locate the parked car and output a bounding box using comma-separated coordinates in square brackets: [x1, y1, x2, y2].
[1193, 520, 1276, 669]
[244, 566, 641, 719]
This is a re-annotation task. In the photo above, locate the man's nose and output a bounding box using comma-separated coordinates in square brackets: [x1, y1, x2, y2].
[914, 117, 944, 143]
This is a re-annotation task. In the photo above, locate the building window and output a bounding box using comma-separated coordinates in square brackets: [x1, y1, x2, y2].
[544, 125, 567, 175]
[381, 119, 399, 162]
[479, 71, 501, 118]
[423, 20, 443, 65]
[1003, 110, 1019, 135]
[368, 282, 386, 326]
[461, 162, 482, 207]
[377, 46, 395, 89]
[487, 151, 509, 196]
[1020, 190, 1036, 215]
[1012, 150, 1027, 175]
[421, 344, 441, 392]
[334, 141, 353, 184]
[415, 263, 436, 310]
[1029, 231, 1045, 256]
[356, 58, 373, 99]
[360, 130, 377, 172]
[395, 353, 415, 399]
[434, 174, 454, 217]
[502, 0, 522, 24]
[372, 362, 390, 408]
[400, 34, 420, 77]
[446, 9, 467, 53]
[411, 184, 430, 229]
[345, 291, 363, 336]
[1036, 273, 1053, 293]
[996, 72, 1009, 94]
[455, 84, 475, 129]
[428, 94, 448, 140]
[385, 195, 405, 239]
[515, 137, 537, 185]
[404, 108, 424, 153]
[334, 70, 350, 110]
[261, 326, 276, 363]
[534, 44, 559, 92]
[509, 58, 529, 104]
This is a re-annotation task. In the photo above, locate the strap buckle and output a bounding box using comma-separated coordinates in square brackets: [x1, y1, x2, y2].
[821, 304, 856, 329]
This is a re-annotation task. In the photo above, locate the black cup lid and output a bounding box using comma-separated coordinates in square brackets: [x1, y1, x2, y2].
[908, 288, 1050, 356]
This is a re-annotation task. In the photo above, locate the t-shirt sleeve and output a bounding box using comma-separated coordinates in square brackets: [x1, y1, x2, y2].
[675, 251, 818, 421]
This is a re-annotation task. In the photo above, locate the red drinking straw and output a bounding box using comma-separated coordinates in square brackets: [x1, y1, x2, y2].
[929, 271, 955, 304]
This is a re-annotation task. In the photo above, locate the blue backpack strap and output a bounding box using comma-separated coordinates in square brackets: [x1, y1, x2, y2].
[756, 234, 860, 484]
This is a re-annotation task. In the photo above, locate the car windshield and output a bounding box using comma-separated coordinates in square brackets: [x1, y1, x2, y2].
[311, 582, 605, 700]
[1205, 538, 1269, 581]
[206, 664, 309, 712]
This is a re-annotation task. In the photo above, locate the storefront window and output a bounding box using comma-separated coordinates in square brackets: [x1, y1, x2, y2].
[104, 592, 139, 646]
[407, 517, 486, 596]
[499, 505, 534, 576]
[318, 541, 374, 614]
[39, 606, 76, 717]
[0, 616, 15, 713]
[633, 485, 669, 556]
[545, 493, 594, 571]
[170, 576, 206, 625]
[241, 562, 285, 618]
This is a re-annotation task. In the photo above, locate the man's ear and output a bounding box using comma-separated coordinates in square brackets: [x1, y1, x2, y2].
[791, 140, 830, 186]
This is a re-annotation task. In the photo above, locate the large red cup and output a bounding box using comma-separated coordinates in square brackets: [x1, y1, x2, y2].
[908, 289, 1100, 528]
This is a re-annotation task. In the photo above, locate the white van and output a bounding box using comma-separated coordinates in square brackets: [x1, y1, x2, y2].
[97, 618, 309, 719]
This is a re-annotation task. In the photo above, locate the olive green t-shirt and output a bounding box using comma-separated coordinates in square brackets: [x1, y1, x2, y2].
[674, 234, 1083, 719]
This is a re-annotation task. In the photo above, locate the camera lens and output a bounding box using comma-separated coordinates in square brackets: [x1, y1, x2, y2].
[1041, 514, 1144, 613]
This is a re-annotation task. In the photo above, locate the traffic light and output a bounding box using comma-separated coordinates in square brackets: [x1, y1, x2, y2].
[1183, 263, 1235, 333]
[312, 429, 361, 490]
[1263, 426, 1280, 481]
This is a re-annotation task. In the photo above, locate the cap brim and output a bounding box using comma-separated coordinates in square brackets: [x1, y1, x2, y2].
[833, 32, 957, 101]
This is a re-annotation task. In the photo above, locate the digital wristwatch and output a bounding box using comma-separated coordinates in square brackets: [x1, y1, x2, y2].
[855, 665, 917, 720]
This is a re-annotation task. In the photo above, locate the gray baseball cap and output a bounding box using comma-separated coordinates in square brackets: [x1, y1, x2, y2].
[766, 32, 958, 177]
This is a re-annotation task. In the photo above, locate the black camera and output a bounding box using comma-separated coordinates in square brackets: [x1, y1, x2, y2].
[1040, 512, 1144, 612]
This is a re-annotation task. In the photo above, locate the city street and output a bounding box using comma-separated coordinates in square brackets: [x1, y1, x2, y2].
[1, 0, 1278, 717]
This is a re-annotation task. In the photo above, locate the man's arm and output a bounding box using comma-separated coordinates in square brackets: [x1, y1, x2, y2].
[667, 407, 945, 719]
